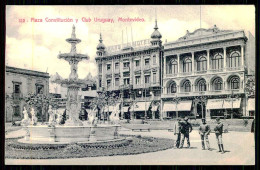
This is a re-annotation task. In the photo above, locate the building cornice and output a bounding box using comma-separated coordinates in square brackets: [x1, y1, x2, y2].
[6, 66, 50, 78]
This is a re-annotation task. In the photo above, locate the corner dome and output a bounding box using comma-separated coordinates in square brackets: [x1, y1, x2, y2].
[151, 20, 162, 39]
[96, 33, 106, 50]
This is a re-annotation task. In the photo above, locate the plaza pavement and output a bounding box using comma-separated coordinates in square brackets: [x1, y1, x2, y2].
[5, 128, 255, 165]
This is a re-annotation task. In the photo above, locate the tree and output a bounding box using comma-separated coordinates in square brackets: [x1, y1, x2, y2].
[24, 93, 53, 123]
[245, 75, 255, 97]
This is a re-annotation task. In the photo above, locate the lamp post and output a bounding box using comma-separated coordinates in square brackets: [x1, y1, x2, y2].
[229, 90, 239, 119]
[172, 95, 181, 119]
[194, 95, 207, 119]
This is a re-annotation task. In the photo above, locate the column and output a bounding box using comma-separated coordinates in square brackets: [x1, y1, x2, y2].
[164, 56, 166, 78]
[223, 47, 226, 69]
[177, 54, 180, 74]
[192, 52, 194, 74]
[241, 45, 244, 67]
[207, 49, 210, 70]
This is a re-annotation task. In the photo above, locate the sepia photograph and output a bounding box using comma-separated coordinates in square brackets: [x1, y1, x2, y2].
[4, 5, 255, 165]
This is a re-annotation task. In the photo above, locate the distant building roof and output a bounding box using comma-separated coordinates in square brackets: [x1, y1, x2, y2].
[6, 66, 50, 78]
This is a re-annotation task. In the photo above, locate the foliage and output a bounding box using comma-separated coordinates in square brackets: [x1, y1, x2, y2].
[243, 119, 249, 127]
[245, 76, 255, 97]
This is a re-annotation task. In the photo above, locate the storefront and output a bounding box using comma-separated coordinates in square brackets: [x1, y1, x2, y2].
[129, 102, 151, 119]
[248, 98, 255, 116]
[163, 100, 192, 119]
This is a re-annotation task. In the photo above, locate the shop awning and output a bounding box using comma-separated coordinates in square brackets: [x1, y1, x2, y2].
[129, 102, 151, 112]
[104, 106, 115, 112]
[248, 98, 255, 111]
[207, 99, 223, 110]
[223, 98, 241, 109]
[151, 105, 159, 112]
[163, 101, 192, 112]
[123, 107, 129, 112]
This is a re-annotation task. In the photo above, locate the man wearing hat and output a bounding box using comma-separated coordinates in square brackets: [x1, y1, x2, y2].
[173, 118, 182, 148]
[179, 117, 193, 148]
[214, 117, 225, 154]
[199, 118, 211, 150]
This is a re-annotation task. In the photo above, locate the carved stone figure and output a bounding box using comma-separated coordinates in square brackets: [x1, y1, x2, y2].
[48, 105, 56, 125]
[30, 107, 38, 125]
[21, 107, 30, 126]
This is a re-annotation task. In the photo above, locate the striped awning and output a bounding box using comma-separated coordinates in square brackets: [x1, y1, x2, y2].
[223, 98, 241, 109]
[163, 101, 192, 111]
[129, 102, 151, 112]
[104, 106, 115, 112]
[207, 99, 223, 110]
[123, 107, 129, 112]
[248, 98, 255, 111]
[151, 105, 159, 112]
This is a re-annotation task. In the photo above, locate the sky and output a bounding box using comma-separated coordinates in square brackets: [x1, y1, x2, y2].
[6, 5, 255, 81]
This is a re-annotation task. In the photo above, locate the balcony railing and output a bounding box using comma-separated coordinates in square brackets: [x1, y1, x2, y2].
[123, 67, 130, 72]
[119, 84, 133, 89]
[194, 70, 207, 74]
[179, 72, 192, 76]
[143, 65, 151, 70]
[225, 66, 244, 71]
[105, 69, 112, 75]
[13, 93, 23, 100]
[134, 66, 141, 71]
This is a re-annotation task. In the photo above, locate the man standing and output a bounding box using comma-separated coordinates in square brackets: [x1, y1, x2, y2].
[214, 117, 225, 154]
[199, 118, 211, 150]
[173, 118, 182, 148]
[179, 117, 192, 148]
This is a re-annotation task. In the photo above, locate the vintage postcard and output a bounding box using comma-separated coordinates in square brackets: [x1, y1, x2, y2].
[5, 5, 255, 165]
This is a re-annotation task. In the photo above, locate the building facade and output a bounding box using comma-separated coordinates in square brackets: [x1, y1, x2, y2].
[5, 66, 50, 122]
[162, 25, 255, 119]
[95, 20, 163, 119]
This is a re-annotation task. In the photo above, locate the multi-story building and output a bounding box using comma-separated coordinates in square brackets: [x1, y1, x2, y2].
[162, 25, 255, 119]
[5, 66, 50, 122]
[95, 20, 163, 119]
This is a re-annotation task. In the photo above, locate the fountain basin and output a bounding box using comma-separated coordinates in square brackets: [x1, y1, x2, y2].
[23, 124, 120, 143]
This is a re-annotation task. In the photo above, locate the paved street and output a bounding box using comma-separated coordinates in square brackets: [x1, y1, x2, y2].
[5, 128, 254, 165]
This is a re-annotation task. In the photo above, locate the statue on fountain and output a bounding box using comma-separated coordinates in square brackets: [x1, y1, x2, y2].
[30, 107, 38, 125]
[56, 110, 63, 125]
[21, 107, 30, 126]
[88, 106, 98, 126]
[109, 103, 120, 125]
[48, 105, 56, 126]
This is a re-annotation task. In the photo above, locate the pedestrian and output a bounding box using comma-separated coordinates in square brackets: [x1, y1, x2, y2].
[173, 118, 182, 148]
[251, 119, 255, 141]
[199, 118, 211, 150]
[214, 117, 225, 154]
[179, 117, 192, 149]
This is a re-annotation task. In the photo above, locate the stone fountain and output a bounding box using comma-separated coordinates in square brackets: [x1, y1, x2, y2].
[21, 26, 120, 144]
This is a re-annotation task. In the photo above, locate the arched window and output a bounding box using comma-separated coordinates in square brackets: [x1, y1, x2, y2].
[168, 59, 178, 74]
[183, 80, 191, 92]
[212, 77, 223, 91]
[197, 56, 207, 71]
[212, 53, 223, 70]
[183, 58, 192, 73]
[197, 79, 207, 91]
[230, 77, 240, 89]
[228, 51, 240, 68]
[170, 82, 177, 93]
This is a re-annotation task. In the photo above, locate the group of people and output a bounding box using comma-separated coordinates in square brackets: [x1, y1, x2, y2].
[173, 117, 225, 154]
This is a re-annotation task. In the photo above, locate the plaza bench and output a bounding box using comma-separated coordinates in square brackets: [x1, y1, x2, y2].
[131, 124, 151, 132]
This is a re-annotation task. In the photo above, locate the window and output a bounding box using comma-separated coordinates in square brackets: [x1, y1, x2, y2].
[228, 51, 240, 68]
[107, 64, 111, 70]
[197, 79, 207, 91]
[145, 58, 150, 66]
[14, 84, 20, 93]
[197, 56, 207, 71]
[115, 78, 119, 86]
[212, 53, 223, 70]
[183, 80, 191, 92]
[36, 85, 44, 94]
[183, 58, 192, 72]
[115, 63, 119, 70]
[124, 78, 130, 85]
[230, 77, 240, 89]
[153, 73, 156, 83]
[13, 106, 20, 117]
[169, 82, 177, 93]
[136, 60, 140, 67]
[123, 62, 129, 68]
[98, 64, 102, 72]
[99, 79, 102, 87]
[213, 77, 223, 91]
[107, 80, 111, 87]
[145, 75, 150, 84]
[168, 59, 178, 74]
[135, 76, 140, 85]
[153, 55, 156, 64]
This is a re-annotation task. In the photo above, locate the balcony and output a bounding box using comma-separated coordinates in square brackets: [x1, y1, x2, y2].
[119, 84, 133, 90]
[143, 65, 151, 70]
[134, 66, 141, 71]
[165, 73, 178, 78]
[194, 70, 207, 75]
[114, 69, 120, 74]
[123, 67, 130, 72]
[13, 93, 23, 100]
[133, 84, 143, 89]
[162, 89, 245, 98]
[105, 69, 112, 75]
[225, 66, 244, 72]
[179, 72, 192, 76]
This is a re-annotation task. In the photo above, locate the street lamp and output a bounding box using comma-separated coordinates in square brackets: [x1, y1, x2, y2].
[229, 90, 239, 119]
[194, 95, 207, 119]
[172, 95, 181, 119]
